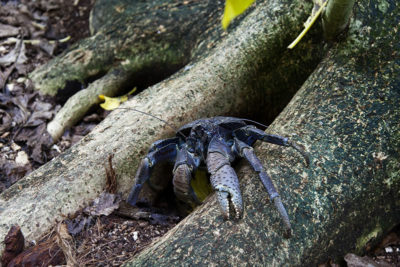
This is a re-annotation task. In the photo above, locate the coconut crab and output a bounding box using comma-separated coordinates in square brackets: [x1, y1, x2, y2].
[127, 116, 309, 232]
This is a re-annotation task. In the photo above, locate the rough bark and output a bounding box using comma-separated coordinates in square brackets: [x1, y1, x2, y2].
[0, 0, 322, 255]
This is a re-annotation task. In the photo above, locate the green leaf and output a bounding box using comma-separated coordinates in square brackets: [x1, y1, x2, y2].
[222, 0, 255, 30]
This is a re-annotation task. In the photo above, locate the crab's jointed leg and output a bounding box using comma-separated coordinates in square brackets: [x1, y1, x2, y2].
[207, 137, 243, 220]
[234, 138, 292, 234]
[234, 126, 310, 166]
[233, 126, 309, 235]
[172, 146, 201, 207]
[127, 138, 179, 206]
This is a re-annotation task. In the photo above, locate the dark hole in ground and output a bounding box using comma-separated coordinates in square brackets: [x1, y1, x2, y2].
[54, 59, 186, 106]
[56, 80, 86, 105]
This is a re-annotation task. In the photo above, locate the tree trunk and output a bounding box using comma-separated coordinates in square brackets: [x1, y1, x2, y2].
[1, 0, 399, 265]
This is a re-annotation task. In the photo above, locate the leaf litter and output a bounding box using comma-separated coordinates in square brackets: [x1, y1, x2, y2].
[0, 0, 177, 265]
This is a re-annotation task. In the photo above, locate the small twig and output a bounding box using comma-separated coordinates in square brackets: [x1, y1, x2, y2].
[104, 154, 117, 194]
[288, 140, 311, 167]
[55, 223, 78, 266]
[78, 238, 121, 263]
[4, 36, 71, 45]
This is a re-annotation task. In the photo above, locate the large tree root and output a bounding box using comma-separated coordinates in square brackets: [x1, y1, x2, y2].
[30, 0, 330, 142]
[46, 66, 134, 140]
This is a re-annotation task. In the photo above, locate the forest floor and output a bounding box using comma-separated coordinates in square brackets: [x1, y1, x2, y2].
[0, 0, 399, 266]
[0, 0, 178, 265]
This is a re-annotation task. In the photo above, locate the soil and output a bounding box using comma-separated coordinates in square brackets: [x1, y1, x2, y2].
[0, 0, 399, 266]
[66, 213, 178, 266]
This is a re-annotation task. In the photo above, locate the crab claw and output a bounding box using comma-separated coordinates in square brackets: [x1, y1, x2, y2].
[213, 176, 243, 219]
[207, 152, 243, 219]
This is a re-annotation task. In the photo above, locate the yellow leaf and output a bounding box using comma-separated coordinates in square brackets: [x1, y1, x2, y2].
[99, 95, 124, 110]
[127, 87, 137, 95]
[287, 0, 328, 49]
[191, 169, 212, 202]
[98, 87, 137, 110]
[222, 0, 255, 30]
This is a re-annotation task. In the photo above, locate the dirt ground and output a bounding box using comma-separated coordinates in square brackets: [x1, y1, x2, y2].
[0, 0, 399, 266]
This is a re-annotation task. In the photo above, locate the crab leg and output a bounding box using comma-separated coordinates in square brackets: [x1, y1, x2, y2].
[234, 126, 310, 166]
[127, 140, 178, 206]
[234, 139, 292, 235]
[207, 137, 243, 219]
[172, 146, 201, 207]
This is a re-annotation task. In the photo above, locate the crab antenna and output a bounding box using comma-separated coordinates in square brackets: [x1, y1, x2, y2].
[114, 107, 187, 138]
[239, 118, 269, 129]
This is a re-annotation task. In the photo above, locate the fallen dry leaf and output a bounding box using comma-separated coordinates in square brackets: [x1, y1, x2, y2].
[0, 23, 19, 38]
[344, 253, 393, 267]
[7, 237, 65, 267]
[0, 40, 27, 66]
[84, 192, 122, 217]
